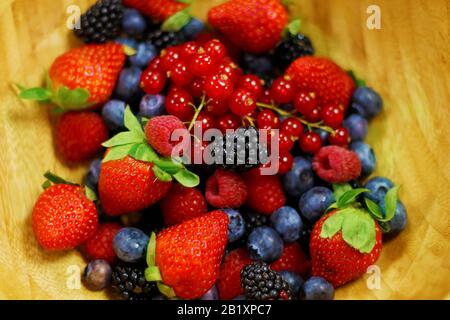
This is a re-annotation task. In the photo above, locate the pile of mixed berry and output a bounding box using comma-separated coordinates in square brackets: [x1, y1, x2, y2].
[20, 0, 408, 300]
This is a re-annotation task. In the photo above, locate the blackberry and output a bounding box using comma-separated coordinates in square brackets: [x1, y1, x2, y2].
[273, 34, 314, 71]
[240, 262, 293, 300]
[244, 211, 268, 235]
[74, 0, 124, 44]
[147, 30, 185, 51]
[111, 263, 158, 300]
[209, 126, 268, 172]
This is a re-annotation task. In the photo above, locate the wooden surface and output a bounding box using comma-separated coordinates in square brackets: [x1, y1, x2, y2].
[0, 0, 449, 299]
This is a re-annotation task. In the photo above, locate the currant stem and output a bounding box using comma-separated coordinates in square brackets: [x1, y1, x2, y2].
[187, 94, 207, 132]
[256, 102, 335, 134]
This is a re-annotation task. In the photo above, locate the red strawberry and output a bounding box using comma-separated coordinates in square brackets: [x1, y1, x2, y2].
[55, 111, 108, 163]
[208, 0, 288, 54]
[83, 222, 122, 263]
[160, 184, 208, 227]
[286, 56, 356, 108]
[123, 0, 187, 22]
[217, 248, 252, 300]
[19, 43, 126, 110]
[310, 209, 382, 287]
[154, 211, 228, 299]
[98, 155, 172, 216]
[205, 169, 248, 208]
[242, 169, 286, 215]
[271, 242, 310, 277]
[32, 184, 98, 250]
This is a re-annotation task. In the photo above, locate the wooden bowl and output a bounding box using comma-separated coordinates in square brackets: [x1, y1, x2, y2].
[0, 0, 448, 299]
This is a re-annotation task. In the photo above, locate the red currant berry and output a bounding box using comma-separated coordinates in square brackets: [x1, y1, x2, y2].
[280, 118, 303, 139]
[187, 77, 205, 98]
[148, 57, 163, 72]
[278, 153, 294, 174]
[256, 109, 280, 129]
[328, 127, 350, 146]
[299, 131, 322, 153]
[206, 99, 229, 116]
[169, 61, 193, 86]
[165, 89, 194, 121]
[259, 89, 273, 104]
[321, 105, 344, 128]
[190, 53, 216, 77]
[229, 89, 257, 116]
[294, 91, 318, 115]
[140, 70, 166, 94]
[237, 75, 263, 99]
[304, 107, 321, 122]
[216, 113, 241, 133]
[278, 131, 294, 154]
[204, 73, 234, 101]
[217, 62, 242, 84]
[160, 47, 181, 71]
[180, 41, 200, 61]
[204, 39, 227, 61]
[192, 112, 216, 133]
[270, 76, 296, 104]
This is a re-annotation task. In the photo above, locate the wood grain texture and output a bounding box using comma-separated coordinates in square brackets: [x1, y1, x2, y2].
[0, 0, 449, 299]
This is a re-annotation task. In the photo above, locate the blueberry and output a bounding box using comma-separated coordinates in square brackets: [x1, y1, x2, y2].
[122, 9, 147, 36]
[182, 18, 205, 40]
[364, 177, 394, 203]
[152, 294, 167, 300]
[350, 141, 376, 177]
[314, 128, 330, 144]
[242, 53, 273, 75]
[300, 276, 334, 300]
[139, 94, 165, 118]
[115, 37, 138, 49]
[85, 159, 101, 189]
[270, 206, 303, 242]
[379, 199, 407, 236]
[224, 209, 245, 243]
[83, 259, 111, 291]
[130, 42, 157, 69]
[279, 271, 304, 295]
[351, 86, 383, 119]
[102, 99, 126, 130]
[115, 67, 142, 101]
[283, 157, 315, 198]
[200, 285, 219, 300]
[298, 187, 335, 222]
[247, 226, 284, 263]
[112, 227, 149, 263]
[343, 114, 368, 141]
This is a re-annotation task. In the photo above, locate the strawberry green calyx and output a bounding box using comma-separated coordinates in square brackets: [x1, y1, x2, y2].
[145, 232, 177, 299]
[347, 70, 367, 87]
[161, 8, 192, 32]
[41, 170, 97, 201]
[281, 19, 301, 38]
[102, 106, 200, 188]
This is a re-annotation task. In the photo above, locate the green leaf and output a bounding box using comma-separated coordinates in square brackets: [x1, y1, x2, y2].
[157, 282, 177, 299]
[41, 180, 52, 189]
[332, 183, 353, 201]
[18, 87, 52, 101]
[380, 186, 400, 222]
[102, 131, 144, 148]
[320, 211, 345, 238]
[287, 19, 301, 36]
[341, 209, 376, 253]
[161, 10, 191, 32]
[84, 186, 97, 201]
[146, 232, 157, 267]
[153, 158, 184, 175]
[144, 266, 162, 282]
[325, 202, 339, 213]
[102, 144, 134, 162]
[281, 0, 293, 6]
[364, 197, 383, 220]
[43, 171, 77, 186]
[152, 166, 173, 182]
[177, 0, 192, 3]
[141, 117, 149, 126]
[337, 188, 369, 208]
[124, 106, 145, 136]
[347, 70, 366, 87]
[55, 87, 93, 110]
[173, 169, 200, 188]
[378, 221, 391, 233]
[130, 143, 158, 163]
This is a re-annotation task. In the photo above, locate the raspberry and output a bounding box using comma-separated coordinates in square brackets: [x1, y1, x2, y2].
[270, 242, 310, 277]
[144, 115, 187, 157]
[242, 169, 286, 215]
[205, 169, 248, 208]
[217, 248, 252, 300]
[312, 146, 362, 183]
[160, 184, 208, 227]
[84, 223, 122, 263]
